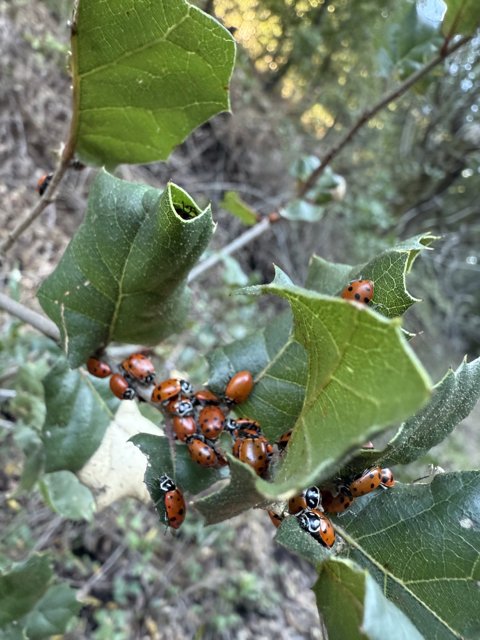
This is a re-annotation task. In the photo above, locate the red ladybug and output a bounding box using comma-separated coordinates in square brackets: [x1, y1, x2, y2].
[341, 279, 374, 305]
[158, 474, 186, 529]
[298, 509, 335, 548]
[288, 486, 321, 516]
[276, 430, 292, 452]
[186, 436, 218, 468]
[267, 510, 284, 528]
[320, 488, 354, 514]
[349, 466, 382, 497]
[36, 173, 53, 196]
[121, 353, 155, 384]
[172, 415, 197, 442]
[151, 378, 193, 404]
[380, 468, 395, 488]
[224, 370, 254, 405]
[165, 398, 194, 417]
[86, 357, 112, 379]
[198, 405, 225, 440]
[193, 389, 221, 406]
[109, 373, 136, 400]
[232, 436, 271, 477]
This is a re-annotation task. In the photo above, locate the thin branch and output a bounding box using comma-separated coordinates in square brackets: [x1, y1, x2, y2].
[298, 35, 472, 198]
[187, 216, 272, 283]
[0, 293, 60, 341]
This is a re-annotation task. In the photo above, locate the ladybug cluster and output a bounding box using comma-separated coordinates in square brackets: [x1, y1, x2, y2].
[268, 465, 394, 548]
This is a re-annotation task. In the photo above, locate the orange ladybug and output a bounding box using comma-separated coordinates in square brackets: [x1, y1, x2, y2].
[86, 357, 112, 379]
[341, 279, 374, 305]
[224, 370, 254, 405]
[121, 353, 155, 384]
[349, 466, 382, 497]
[158, 474, 186, 529]
[298, 508, 335, 548]
[109, 373, 135, 400]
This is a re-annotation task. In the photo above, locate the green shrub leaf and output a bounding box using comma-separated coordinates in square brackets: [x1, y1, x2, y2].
[334, 472, 480, 639]
[0, 555, 52, 627]
[379, 356, 480, 466]
[38, 171, 215, 367]
[23, 584, 81, 639]
[207, 310, 307, 439]
[313, 558, 424, 640]
[442, 0, 480, 37]
[42, 358, 115, 472]
[71, 0, 235, 165]
[306, 233, 437, 318]
[253, 267, 431, 496]
[220, 191, 258, 225]
[40, 471, 96, 521]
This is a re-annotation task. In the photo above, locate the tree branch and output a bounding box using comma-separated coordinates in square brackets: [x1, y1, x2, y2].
[0, 293, 60, 341]
[298, 35, 472, 198]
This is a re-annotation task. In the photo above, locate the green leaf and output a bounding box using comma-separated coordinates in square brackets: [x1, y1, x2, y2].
[306, 233, 438, 318]
[314, 558, 424, 640]
[40, 471, 96, 521]
[38, 171, 215, 367]
[207, 310, 307, 440]
[23, 584, 81, 639]
[71, 0, 236, 166]
[0, 555, 52, 627]
[442, 0, 480, 37]
[337, 472, 480, 640]
[220, 191, 258, 225]
[379, 357, 480, 466]
[254, 267, 431, 496]
[130, 433, 225, 525]
[193, 455, 268, 525]
[281, 199, 325, 222]
[42, 358, 115, 472]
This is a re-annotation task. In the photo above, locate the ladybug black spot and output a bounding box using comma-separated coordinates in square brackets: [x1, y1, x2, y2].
[354, 293, 361, 300]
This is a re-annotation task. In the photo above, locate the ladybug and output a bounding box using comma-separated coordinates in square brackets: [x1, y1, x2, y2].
[165, 398, 194, 417]
[320, 488, 354, 514]
[224, 370, 254, 405]
[276, 429, 292, 452]
[341, 279, 374, 305]
[349, 466, 382, 497]
[380, 468, 395, 488]
[198, 405, 225, 440]
[151, 378, 193, 404]
[267, 510, 284, 529]
[86, 356, 112, 379]
[193, 389, 221, 406]
[298, 509, 335, 548]
[233, 418, 261, 435]
[172, 415, 197, 442]
[158, 474, 186, 529]
[288, 486, 321, 516]
[121, 353, 155, 384]
[186, 436, 218, 468]
[109, 373, 136, 400]
[232, 436, 271, 477]
[36, 173, 53, 196]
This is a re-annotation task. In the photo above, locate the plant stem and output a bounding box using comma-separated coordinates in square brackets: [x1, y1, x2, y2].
[298, 35, 472, 198]
[0, 293, 60, 341]
[188, 216, 272, 282]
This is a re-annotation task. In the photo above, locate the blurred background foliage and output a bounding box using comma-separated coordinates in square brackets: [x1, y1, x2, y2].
[1, 0, 479, 637]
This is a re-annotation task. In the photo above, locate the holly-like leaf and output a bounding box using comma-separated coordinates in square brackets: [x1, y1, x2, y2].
[442, 0, 480, 37]
[70, 0, 235, 166]
[193, 455, 268, 524]
[250, 267, 431, 496]
[379, 356, 480, 466]
[0, 555, 52, 627]
[334, 472, 480, 640]
[306, 233, 438, 318]
[130, 433, 226, 524]
[23, 584, 81, 640]
[40, 471, 96, 521]
[207, 310, 307, 440]
[42, 357, 116, 472]
[38, 171, 215, 367]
